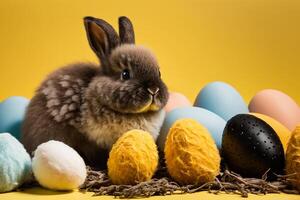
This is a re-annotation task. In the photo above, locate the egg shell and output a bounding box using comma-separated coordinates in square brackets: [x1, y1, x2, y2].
[157, 107, 226, 151]
[108, 129, 158, 185]
[32, 140, 87, 191]
[164, 92, 191, 113]
[249, 89, 300, 131]
[164, 119, 220, 185]
[194, 81, 249, 121]
[0, 96, 29, 140]
[222, 114, 285, 178]
[0, 133, 32, 193]
[285, 125, 300, 191]
[251, 113, 291, 152]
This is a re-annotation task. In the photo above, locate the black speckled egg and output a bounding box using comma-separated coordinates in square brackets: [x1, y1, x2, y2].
[222, 114, 285, 178]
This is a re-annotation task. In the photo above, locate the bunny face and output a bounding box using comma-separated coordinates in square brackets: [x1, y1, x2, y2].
[84, 16, 169, 114]
[87, 44, 168, 114]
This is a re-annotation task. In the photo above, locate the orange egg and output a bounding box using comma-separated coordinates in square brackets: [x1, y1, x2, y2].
[249, 89, 300, 131]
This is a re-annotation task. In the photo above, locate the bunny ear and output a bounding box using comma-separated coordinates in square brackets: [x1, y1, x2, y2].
[119, 16, 135, 44]
[84, 17, 120, 64]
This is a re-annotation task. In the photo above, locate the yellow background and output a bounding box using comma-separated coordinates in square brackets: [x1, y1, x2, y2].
[0, 0, 300, 104]
[0, 188, 299, 200]
[0, 0, 299, 199]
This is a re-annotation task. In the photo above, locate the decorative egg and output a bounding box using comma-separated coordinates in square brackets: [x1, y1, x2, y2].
[0, 96, 30, 140]
[32, 140, 87, 190]
[164, 92, 191, 113]
[108, 129, 158, 185]
[249, 89, 300, 131]
[0, 133, 32, 193]
[164, 119, 220, 185]
[251, 113, 291, 152]
[157, 107, 226, 151]
[222, 114, 285, 178]
[285, 125, 300, 191]
[194, 81, 248, 121]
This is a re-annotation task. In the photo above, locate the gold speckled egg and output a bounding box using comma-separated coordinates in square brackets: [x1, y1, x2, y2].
[164, 119, 220, 185]
[107, 129, 158, 185]
[251, 113, 291, 152]
[286, 125, 300, 191]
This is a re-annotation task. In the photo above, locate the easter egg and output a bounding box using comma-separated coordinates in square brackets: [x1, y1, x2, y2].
[157, 107, 226, 151]
[251, 113, 291, 152]
[0, 133, 32, 193]
[222, 114, 285, 178]
[164, 92, 191, 112]
[285, 125, 300, 191]
[32, 140, 87, 190]
[0, 96, 30, 139]
[249, 89, 300, 131]
[194, 81, 248, 121]
[165, 119, 220, 185]
[108, 129, 158, 185]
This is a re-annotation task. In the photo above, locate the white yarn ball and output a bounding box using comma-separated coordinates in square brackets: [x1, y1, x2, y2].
[32, 140, 87, 190]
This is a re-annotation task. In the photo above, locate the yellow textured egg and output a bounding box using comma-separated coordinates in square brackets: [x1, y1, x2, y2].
[107, 129, 158, 185]
[164, 119, 220, 185]
[286, 125, 300, 191]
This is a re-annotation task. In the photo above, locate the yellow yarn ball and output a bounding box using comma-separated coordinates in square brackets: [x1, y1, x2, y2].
[107, 129, 158, 185]
[286, 125, 300, 191]
[164, 119, 220, 185]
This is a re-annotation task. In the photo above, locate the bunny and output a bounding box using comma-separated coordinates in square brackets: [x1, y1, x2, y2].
[21, 16, 169, 168]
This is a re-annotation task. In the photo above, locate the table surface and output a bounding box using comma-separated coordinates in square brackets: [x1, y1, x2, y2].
[0, 187, 299, 200]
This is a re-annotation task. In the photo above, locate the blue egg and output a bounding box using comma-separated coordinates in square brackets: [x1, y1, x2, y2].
[157, 107, 226, 151]
[0, 96, 29, 140]
[0, 133, 32, 193]
[194, 81, 249, 121]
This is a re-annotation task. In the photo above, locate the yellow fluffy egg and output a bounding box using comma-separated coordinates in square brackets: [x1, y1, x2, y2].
[251, 113, 291, 152]
[286, 125, 300, 191]
[164, 119, 220, 185]
[107, 129, 158, 185]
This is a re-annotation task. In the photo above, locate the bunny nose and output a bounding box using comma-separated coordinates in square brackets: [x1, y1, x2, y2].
[147, 87, 159, 96]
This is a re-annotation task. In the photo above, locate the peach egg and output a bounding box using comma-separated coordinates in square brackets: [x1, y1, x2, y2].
[249, 89, 300, 131]
[164, 92, 191, 113]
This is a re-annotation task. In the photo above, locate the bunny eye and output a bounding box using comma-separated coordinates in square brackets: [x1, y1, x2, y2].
[121, 69, 130, 80]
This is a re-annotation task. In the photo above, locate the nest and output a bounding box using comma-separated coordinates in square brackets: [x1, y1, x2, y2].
[80, 164, 300, 198]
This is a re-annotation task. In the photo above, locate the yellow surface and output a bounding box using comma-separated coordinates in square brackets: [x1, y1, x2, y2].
[0, 0, 300, 199]
[1, 187, 299, 200]
[0, 0, 300, 104]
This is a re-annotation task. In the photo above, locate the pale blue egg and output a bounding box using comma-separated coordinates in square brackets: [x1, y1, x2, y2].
[157, 107, 226, 151]
[0, 96, 29, 140]
[194, 81, 249, 121]
[0, 133, 32, 193]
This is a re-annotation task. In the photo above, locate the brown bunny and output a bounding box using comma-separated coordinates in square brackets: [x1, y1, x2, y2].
[21, 16, 169, 168]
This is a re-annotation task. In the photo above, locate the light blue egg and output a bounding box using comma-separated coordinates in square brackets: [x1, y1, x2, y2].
[157, 107, 226, 151]
[0, 133, 32, 193]
[194, 81, 249, 121]
[0, 96, 29, 140]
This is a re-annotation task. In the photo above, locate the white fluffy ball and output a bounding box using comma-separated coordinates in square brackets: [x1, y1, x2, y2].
[32, 140, 87, 190]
